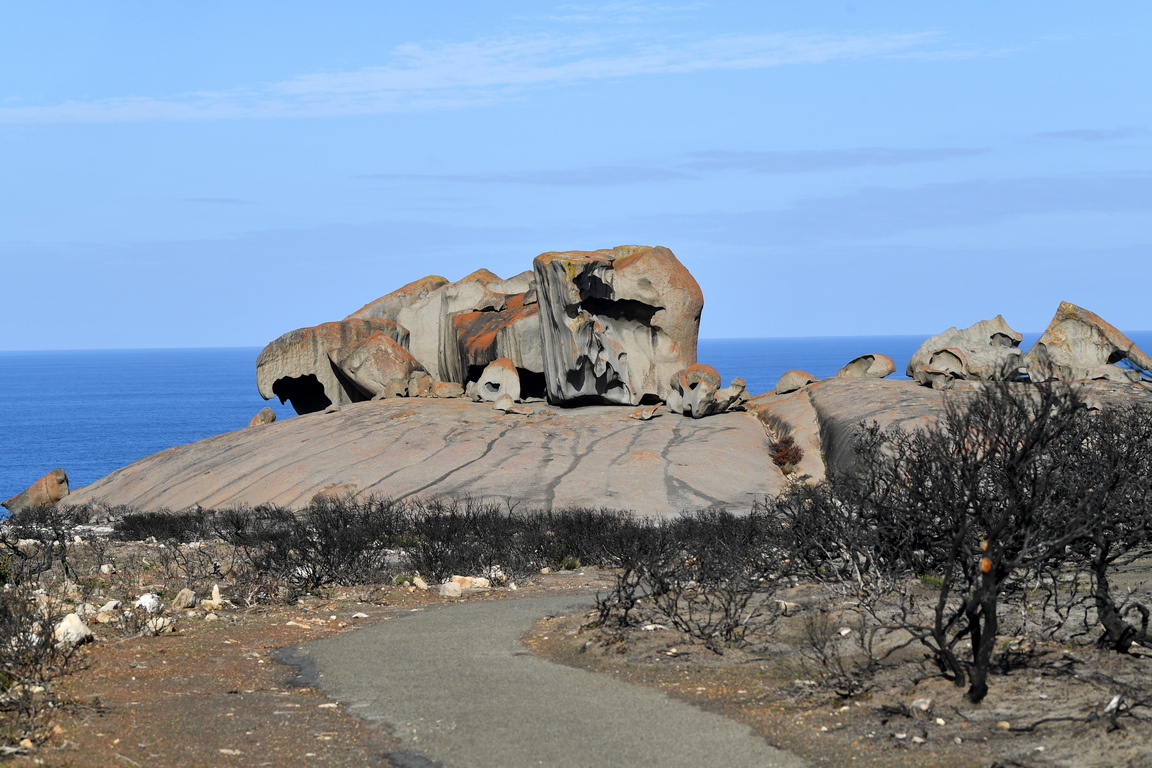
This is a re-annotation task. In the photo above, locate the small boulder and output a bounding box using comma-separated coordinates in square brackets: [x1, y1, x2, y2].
[629, 403, 662, 421]
[775, 370, 819, 395]
[53, 613, 94, 648]
[837, 354, 896, 379]
[432, 381, 465, 398]
[451, 575, 491, 590]
[412, 576, 429, 591]
[247, 407, 277, 428]
[2, 468, 69, 514]
[408, 370, 434, 398]
[171, 588, 198, 610]
[493, 394, 534, 415]
[134, 593, 163, 614]
[472, 358, 521, 403]
[439, 581, 463, 598]
[143, 616, 176, 636]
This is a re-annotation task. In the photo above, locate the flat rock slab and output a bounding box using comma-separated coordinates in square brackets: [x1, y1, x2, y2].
[284, 595, 808, 768]
[68, 400, 783, 516]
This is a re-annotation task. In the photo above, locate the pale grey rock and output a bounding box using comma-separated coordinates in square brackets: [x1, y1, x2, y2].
[1022, 301, 1152, 382]
[629, 404, 662, 421]
[533, 245, 703, 405]
[143, 616, 176, 635]
[837, 354, 896, 379]
[487, 270, 535, 296]
[907, 315, 1023, 387]
[493, 394, 534, 415]
[667, 365, 748, 418]
[412, 576, 429, 591]
[171, 588, 198, 610]
[472, 358, 521, 403]
[439, 581, 463, 598]
[432, 381, 465, 398]
[775, 370, 819, 394]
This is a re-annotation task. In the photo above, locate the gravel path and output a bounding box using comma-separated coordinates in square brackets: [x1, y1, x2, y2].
[285, 594, 809, 768]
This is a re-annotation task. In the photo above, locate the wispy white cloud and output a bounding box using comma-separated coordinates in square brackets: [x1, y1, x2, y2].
[0, 28, 948, 124]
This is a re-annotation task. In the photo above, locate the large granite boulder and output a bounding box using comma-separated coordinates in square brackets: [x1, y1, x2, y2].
[3, 467, 69, 513]
[533, 245, 703, 406]
[395, 269, 510, 381]
[328, 331, 426, 399]
[907, 315, 1023, 389]
[1022, 301, 1152, 383]
[775, 370, 819, 395]
[256, 319, 408, 414]
[344, 275, 451, 322]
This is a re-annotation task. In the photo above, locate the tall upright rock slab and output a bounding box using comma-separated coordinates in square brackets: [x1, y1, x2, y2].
[533, 245, 703, 406]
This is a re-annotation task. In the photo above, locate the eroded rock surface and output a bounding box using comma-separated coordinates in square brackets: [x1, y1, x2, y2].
[533, 245, 703, 406]
[472, 358, 521, 403]
[775, 370, 819, 394]
[3, 467, 69, 513]
[907, 315, 1023, 389]
[345, 275, 451, 322]
[256, 319, 408, 414]
[66, 401, 782, 518]
[1022, 301, 1152, 383]
[666, 364, 748, 418]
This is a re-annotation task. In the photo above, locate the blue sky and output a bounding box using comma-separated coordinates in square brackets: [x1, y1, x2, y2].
[2, 2, 1150, 350]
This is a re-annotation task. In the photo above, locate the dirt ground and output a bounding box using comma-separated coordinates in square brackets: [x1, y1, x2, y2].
[5, 569, 1152, 768]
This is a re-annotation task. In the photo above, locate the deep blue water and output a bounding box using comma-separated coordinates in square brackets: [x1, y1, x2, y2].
[2, 333, 1150, 503]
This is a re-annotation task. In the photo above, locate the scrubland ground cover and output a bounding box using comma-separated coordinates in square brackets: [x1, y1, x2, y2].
[1, 380, 1151, 766]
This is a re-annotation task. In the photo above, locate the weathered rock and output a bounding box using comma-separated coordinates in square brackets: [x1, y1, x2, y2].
[412, 576, 429, 591]
[432, 381, 465, 398]
[439, 581, 463, 598]
[907, 315, 1023, 388]
[200, 584, 224, 611]
[143, 616, 176, 636]
[171, 588, 198, 610]
[472, 358, 521, 403]
[408, 370, 434, 397]
[345, 275, 451, 322]
[446, 295, 542, 387]
[533, 245, 703, 405]
[99, 563, 116, 575]
[256, 319, 409, 414]
[329, 331, 426, 399]
[396, 269, 510, 380]
[745, 388, 826, 482]
[451, 575, 491, 590]
[68, 399, 783, 518]
[52, 613, 93, 648]
[493, 394, 534, 415]
[487, 270, 535, 297]
[1022, 301, 1152, 382]
[629, 403, 662, 421]
[134, 593, 163, 614]
[667, 365, 747, 418]
[372, 377, 410, 399]
[2, 468, 69, 514]
[247, 407, 277, 428]
[837, 354, 895, 379]
[775, 370, 818, 394]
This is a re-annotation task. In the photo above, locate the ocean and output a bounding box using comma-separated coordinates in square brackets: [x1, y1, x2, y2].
[3, 333, 1150, 503]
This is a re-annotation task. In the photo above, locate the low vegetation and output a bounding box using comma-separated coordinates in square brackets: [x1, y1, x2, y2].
[2, 378, 1150, 759]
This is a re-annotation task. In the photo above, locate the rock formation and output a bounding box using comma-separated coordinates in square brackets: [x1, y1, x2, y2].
[907, 315, 1023, 389]
[472, 358, 522, 403]
[328, 331, 426, 399]
[532, 245, 703, 406]
[837, 354, 895, 379]
[1022, 301, 1152, 383]
[665, 364, 748, 419]
[3, 467, 69, 513]
[775, 370, 819, 395]
[345, 275, 450, 323]
[256, 319, 408, 413]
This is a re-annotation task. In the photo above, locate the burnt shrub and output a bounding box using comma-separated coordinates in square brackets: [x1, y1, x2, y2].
[114, 510, 209, 543]
[0, 505, 89, 585]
